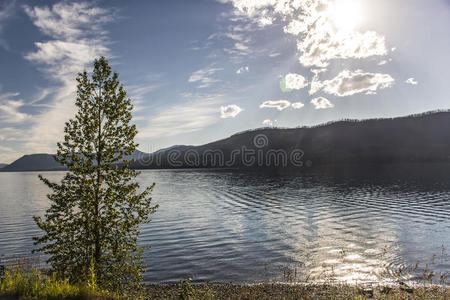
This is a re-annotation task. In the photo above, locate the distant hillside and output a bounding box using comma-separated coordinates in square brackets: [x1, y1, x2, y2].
[131, 110, 450, 169]
[2, 111, 450, 172]
[1, 154, 65, 172]
[0, 163, 7, 169]
[1, 150, 148, 172]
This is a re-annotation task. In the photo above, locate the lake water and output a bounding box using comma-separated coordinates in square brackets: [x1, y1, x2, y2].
[0, 164, 449, 284]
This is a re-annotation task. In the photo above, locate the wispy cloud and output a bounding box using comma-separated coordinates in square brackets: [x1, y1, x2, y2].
[311, 97, 334, 109]
[260, 100, 291, 111]
[0, 126, 27, 163]
[188, 67, 223, 88]
[21, 2, 114, 152]
[0, 127, 23, 142]
[24, 2, 112, 82]
[125, 74, 165, 114]
[0, 144, 20, 163]
[0, 92, 30, 123]
[138, 94, 225, 139]
[208, 20, 255, 60]
[0, 1, 15, 50]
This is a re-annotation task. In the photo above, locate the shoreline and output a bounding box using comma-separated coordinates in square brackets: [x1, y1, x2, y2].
[144, 282, 450, 299]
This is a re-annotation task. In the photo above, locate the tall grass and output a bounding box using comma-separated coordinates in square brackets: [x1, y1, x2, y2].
[0, 261, 114, 299]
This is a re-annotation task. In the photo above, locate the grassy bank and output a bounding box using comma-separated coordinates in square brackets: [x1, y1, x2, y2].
[2, 264, 449, 299]
[0, 264, 114, 300]
[2, 278, 450, 299]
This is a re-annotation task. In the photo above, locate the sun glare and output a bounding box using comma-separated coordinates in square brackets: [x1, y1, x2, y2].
[330, 0, 364, 32]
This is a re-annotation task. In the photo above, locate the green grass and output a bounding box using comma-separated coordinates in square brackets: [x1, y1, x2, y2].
[2, 267, 449, 299]
[1, 256, 448, 299]
[0, 264, 115, 300]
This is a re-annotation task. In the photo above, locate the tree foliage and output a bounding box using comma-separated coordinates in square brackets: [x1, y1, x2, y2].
[34, 57, 157, 292]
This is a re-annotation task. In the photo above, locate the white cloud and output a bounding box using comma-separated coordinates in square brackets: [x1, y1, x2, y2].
[258, 15, 274, 27]
[139, 96, 224, 139]
[284, 19, 307, 35]
[297, 29, 387, 68]
[221, 0, 395, 102]
[224, 0, 388, 68]
[0, 127, 23, 142]
[262, 119, 273, 126]
[319, 69, 395, 97]
[309, 68, 326, 95]
[188, 67, 223, 88]
[285, 73, 308, 90]
[25, 40, 109, 82]
[0, 92, 30, 123]
[260, 100, 291, 111]
[0, 144, 21, 164]
[378, 60, 388, 66]
[220, 104, 243, 118]
[225, 32, 245, 41]
[236, 66, 249, 74]
[291, 102, 304, 109]
[311, 97, 334, 109]
[127, 80, 164, 115]
[225, 0, 279, 24]
[209, 23, 254, 59]
[24, 2, 112, 41]
[405, 78, 418, 85]
[21, 2, 113, 153]
[269, 52, 281, 57]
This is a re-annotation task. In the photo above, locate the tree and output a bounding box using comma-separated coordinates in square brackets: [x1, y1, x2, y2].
[34, 57, 157, 292]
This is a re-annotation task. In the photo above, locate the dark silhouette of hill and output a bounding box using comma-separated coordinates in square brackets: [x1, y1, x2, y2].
[0, 150, 148, 172]
[1, 154, 66, 172]
[131, 110, 450, 169]
[2, 110, 450, 171]
[0, 163, 7, 169]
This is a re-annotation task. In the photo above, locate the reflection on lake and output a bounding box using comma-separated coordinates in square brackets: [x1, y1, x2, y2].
[0, 164, 449, 284]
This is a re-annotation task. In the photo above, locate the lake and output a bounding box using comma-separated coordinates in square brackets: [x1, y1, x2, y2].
[0, 164, 449, 284]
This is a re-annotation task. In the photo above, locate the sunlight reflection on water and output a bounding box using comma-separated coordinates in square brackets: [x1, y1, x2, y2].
[0, 164, 449, 284]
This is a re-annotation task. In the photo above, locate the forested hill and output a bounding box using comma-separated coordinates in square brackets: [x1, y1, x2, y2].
[132, 110, 450, 169]
[0, 150, 147, 172]
[2, 110, 450, 171]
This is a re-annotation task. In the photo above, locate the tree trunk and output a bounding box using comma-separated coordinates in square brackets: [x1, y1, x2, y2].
[94, 83, 103, 272]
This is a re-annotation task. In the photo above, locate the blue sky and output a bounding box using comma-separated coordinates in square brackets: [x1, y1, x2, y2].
[0, 0, 449, 163]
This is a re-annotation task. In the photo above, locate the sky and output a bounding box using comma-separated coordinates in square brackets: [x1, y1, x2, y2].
[0, 0, 449, 163]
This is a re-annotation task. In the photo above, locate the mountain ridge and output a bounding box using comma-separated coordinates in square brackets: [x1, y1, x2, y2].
[131, 110, 450, 169]
[2, 110, 450, 172]
[0, 150, 148, 172]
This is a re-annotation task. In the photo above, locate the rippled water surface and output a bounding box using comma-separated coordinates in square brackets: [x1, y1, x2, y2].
[0, 164, 449, 284]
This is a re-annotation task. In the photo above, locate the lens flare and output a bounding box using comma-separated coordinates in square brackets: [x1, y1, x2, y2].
[330, 0, 364, 32]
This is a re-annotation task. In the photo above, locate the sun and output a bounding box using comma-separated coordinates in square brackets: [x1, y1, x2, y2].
[330, 0, 364, 32]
